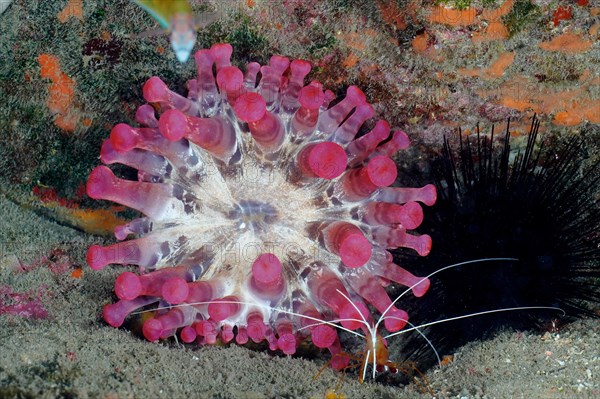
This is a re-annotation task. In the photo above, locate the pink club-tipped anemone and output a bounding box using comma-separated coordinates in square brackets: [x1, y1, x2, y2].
[86, 43, 436, 368]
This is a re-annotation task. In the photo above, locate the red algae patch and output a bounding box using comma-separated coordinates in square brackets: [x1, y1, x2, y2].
[71, 268, 83, 279]
[552, 5, 572, 27]
[411, 32, 443, 61]
[472, 21, 509, 42]
[486, 51, 515, 78]
[342, 52, 360, 68]
[338, 31, 376, 52]
[37, 54, 81, 132]
[337, 30, 380, 71]
[425, 1, 514, 44]
[422, 0, 597, 127]
[57, 0, 83, 23]
[539, 33, 593, 54]
[459, 51, 515, 79]
[473, 0, 513, 42]
[481, 0, 514, 21]
[0, 285, 49, 320]
[12, 248, 71, 275]
[428, 5, 477, 27]
[376, 0, 409, 31]
[412, 32, 430, 53]
[479, 74, 600, 126]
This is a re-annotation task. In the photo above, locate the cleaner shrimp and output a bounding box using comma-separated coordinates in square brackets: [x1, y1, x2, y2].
[129, 257, 565, 395]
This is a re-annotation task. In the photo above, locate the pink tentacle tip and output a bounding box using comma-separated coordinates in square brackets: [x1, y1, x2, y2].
[142, 318, 163, 342]
[413, 234, 433, 257]
[135, 104, 158, 127]
[398, 201, 424, 230]
[367, 156, 397, 187]
[290, 59, 311, 78]
[221, 325, 235, 343]
[236, 327, 249, 345]
[298, 142, 347, 179]
[194, 47, 211, 62]
[216, 66, 245, 101]
[114, 271, 142, 300]
[311, 325, 337, 349]
[247, 314, 267, 343]
[298, 85, 324, 110]
[143, 77, 169, 103]
[209, 43, 233, 70]
[252, 253, 283, 288]
[339, 233, 372, 268]
[345, 85, 367, 106]
[392, 130, 410, 150]
[161, 277, 189, 304]
[180, 325, 197, 343]
[208, 296, 240, 321]
[269, 55, 290, 74]
[412, 277, 431, 298]
[86, 244, 106, 271]
[326, 223, 372, 268]
[196, 320, 217, 339]
[422, 184, 438, 206]
[339, 301, 370, 330]
[103, 303, 126, 327]
[377, 130, 410, 156]
[331, 355, 351, 371]
[86, 165, 113, 200]
[233, 92, 267, 123]
[277, 333, 297, 355]
[110, 124, 138, 152]
[158, 109, 188, 141]
[383, 307, 409, 332]
[99, 140, 117, 164]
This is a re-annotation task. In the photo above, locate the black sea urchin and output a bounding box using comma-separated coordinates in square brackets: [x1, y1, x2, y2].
[393, 116, 600, 368]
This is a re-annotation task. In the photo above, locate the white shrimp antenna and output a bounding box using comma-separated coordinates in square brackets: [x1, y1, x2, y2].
[384, 306, 566, 340]
[375, 258, 519, 332]
[382, 316, 442, 367]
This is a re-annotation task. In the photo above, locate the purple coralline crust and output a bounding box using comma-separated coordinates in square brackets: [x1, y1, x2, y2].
[0, 284, 49, 320]
[86, 43, 436, 368]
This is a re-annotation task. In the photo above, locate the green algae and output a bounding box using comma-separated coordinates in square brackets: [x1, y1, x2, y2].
[502, 0, 540, 36]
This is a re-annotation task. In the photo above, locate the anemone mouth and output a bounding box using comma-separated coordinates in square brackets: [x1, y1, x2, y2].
[231, 200, 280, 231]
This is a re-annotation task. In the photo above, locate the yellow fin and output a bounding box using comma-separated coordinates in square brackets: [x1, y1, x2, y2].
[132, 0, 192, 29]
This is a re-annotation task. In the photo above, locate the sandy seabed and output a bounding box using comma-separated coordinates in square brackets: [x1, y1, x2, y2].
[1, 195, 599, 399]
